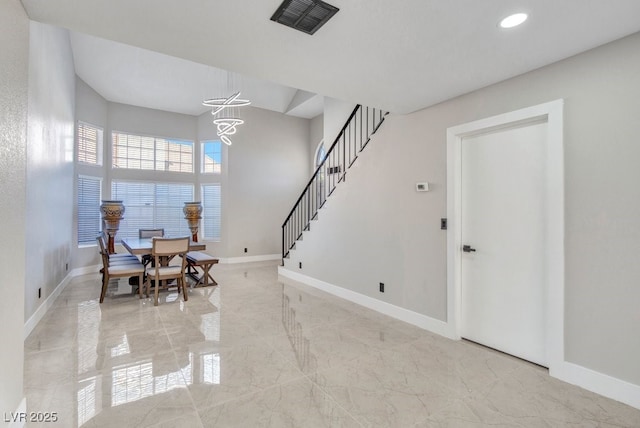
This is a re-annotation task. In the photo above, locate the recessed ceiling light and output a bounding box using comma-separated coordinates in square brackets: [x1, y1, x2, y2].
[499, 13, 528, 29]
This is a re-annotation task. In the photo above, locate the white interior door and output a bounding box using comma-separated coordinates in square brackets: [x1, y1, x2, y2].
[460, 120, 548, 367]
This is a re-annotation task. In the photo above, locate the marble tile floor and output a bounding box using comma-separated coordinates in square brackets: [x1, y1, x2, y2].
[24, 261, 640, 427]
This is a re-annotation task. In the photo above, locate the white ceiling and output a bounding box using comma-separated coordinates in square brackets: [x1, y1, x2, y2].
[69, 32, 323, 118]
[21, 0, 640, 117]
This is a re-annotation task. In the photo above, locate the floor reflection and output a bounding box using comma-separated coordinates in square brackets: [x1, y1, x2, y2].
[281, 292, 313, 372]
[23, 261, 640, 428]
[72, 281, 224, 423]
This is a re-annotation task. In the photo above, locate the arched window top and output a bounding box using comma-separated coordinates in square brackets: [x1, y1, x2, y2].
[315, 142, 326, 168]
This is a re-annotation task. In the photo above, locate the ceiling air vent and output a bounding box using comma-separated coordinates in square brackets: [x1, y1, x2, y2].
[270, 0, 339, 35]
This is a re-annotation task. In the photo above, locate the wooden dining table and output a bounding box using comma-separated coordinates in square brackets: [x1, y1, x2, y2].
[121, 237, 206, 256]
[121, 237, 206, 290]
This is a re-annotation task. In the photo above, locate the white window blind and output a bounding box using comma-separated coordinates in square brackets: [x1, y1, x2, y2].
[112, 132, 193, 173]
[202, 184, 221, 241]
[77, 122, 103, 165]
[202, 141, 222, 174]
[111, 180, 194, 241]
[77, 175, 102, 245]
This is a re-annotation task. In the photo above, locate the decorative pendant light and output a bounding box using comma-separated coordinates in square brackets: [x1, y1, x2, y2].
[203, 71, 250, 145]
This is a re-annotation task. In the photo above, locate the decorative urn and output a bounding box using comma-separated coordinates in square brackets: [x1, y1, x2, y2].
[100, 200, 125, 253]
[183, 202, 203, 242]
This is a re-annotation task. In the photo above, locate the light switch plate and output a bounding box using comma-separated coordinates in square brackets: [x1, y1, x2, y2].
[416, 182, 429, 192]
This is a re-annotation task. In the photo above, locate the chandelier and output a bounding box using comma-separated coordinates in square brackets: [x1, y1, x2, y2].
[202, 92, 250, 146]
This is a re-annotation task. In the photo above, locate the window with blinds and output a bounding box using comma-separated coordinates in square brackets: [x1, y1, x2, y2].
[111, 180, 194, 241]
[202, 184, 221, 241]
[202, 141, 222, 174]
[77, 122, 103, 165]
[77, 175, 102, 245]
[112, 132, 193, 173]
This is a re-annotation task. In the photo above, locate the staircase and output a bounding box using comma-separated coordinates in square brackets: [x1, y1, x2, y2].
[282, 104, 388, 262]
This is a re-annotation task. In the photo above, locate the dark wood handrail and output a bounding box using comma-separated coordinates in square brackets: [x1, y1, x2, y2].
[281, 105, 387, 261]
[282, 105, 361, 227]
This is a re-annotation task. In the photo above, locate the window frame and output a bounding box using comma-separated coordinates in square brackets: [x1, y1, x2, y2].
[77, 121, 104, 166]
[110, 179, 195, 241]
[77, 174, 102, 247]
[111, 131, 194, 173]
[201, 140, 223, 174]
[201, 183, 222, 241]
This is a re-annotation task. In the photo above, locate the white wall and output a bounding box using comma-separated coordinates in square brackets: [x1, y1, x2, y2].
[0, 0, 29, 419]
[73, 77, 109, 270]
[200, 106, 311, 258]
[75, 77, 108, 129]
[24, 22, 76, 322]
[323, 98, 356, 150]
[285, 32, 640, 388]
[107, 102, 198, 146]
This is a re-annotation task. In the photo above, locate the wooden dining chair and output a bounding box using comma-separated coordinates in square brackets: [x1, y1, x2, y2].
[97, 235, 139, 263]
[139, 228, 165, 268]
[97, 240, 145, 303]
[139, 228, 165, 239]
[96, 235, 140, 287]
[144, 237, 190, 306]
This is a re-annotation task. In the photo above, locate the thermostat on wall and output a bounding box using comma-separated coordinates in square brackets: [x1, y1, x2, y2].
[416, 182, 430, 192]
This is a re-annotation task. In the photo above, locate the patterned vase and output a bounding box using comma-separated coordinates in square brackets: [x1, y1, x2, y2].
[183, 202, 203, 242]
[100, 200, 125, 253]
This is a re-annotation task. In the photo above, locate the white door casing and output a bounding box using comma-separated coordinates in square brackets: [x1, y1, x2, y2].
[446, 99, 564, 373]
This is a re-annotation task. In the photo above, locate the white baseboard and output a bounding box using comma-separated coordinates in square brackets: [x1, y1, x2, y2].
[277, 267, 454, 340]
[24, 275, 72, 339]
[7, 397, 26, 428]
[70, 264, 100, 277]
[219, 254, 281, 264]
[553, 361, 640, 410]
[23, 265, 99, 339]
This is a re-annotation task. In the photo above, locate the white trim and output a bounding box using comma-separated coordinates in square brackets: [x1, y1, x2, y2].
[24, 274, 72, 339]
[446, 99, 565, 368]
[23, 265, 99, 339]
[71, 265, 101, 277]
[278, 267, 455, 339]
[554, 362, 640, 410]
[7, 397, 27, 428]
[219, 254, 281, 264]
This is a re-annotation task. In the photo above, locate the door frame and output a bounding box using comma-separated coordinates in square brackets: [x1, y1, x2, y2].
[446, 99, 564, 373]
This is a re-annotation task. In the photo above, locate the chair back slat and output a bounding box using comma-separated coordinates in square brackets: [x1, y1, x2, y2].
[152, 237, 189, 256]
[139, 228, 164, 238]
[96, 236, 109, 268]
[96, 235, 106, 253]
[146, 237, 190, 306]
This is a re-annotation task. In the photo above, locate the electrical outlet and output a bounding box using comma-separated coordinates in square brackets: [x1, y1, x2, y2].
[299, 262, 302, 269]
[38, 288, 41, 299]
[244, 247, 247, 253]
[65, 263, 68, 271]
[379, 282, 384, 293]
[441, 218, 447, 230]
